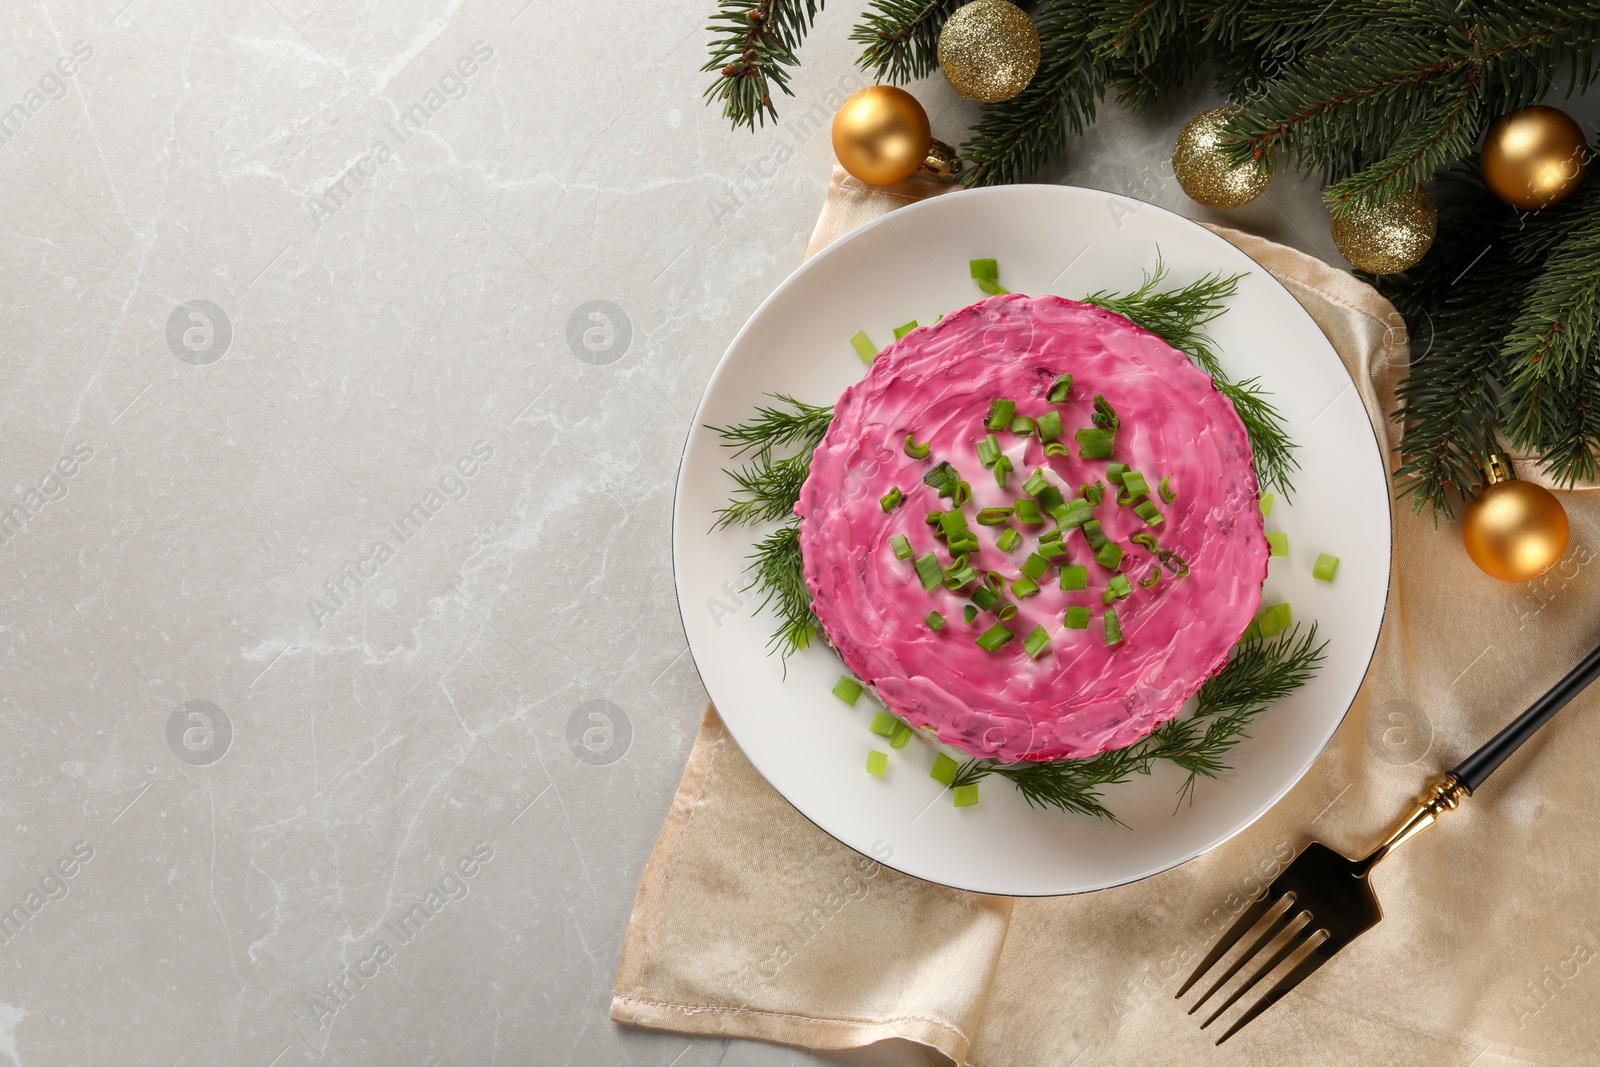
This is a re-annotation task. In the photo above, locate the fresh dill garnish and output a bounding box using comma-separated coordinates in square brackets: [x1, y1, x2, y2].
[714, 450, 812, 530]
[709, 394, 836, 531]
[709, 393, 835, 463]
[950, 624, 1326, 823]
[741, 521, 817, 660]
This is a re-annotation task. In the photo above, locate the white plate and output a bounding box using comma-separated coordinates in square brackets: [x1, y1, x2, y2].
[673, 184, 1390, 896]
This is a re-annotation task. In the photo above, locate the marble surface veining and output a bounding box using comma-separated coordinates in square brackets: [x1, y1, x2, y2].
[0, 1, 1388, 1064]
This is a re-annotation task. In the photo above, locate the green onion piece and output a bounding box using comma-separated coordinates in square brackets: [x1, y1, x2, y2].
[996, 528, 1022, 552]
[1020, 553, 1050, 580]
[923, 461, 961, 497]
[1023, 467, 1049, 496]
[1314, 553, 1340, 582]
[952, 783, 980, 807]
[1009, 416, 1035, 435]
[1102, 573, 1132, 603]
[1251, 602, 1292, 639]
[1081, 481, 1104, 506]
[1105, 463, 1129, 486]
[1158, 549, 1190, 577]
[985, 571, 1007, 592]
[1060, 565, 1088, 591]
[996, 603, 1019, 621]
[1013, 499, 1043, 525]
[893, 320, 918, 340]
[1034, 487, 1064, 515]
[1092, 394, 1120, 429]
[915, 552, 942, 591]
[939, 510, 969, 538]
[1095, 542, 1125, 570]
[948, 533, 980, 554]
[850, 329, 878, 364]
[1038, 527, 1063, 545]
[1267, 531, 1288, 557]
[1036, 410, 1063, 442]
[1083, 520, 1108, 550]
[926, 509, 944, 530]
[963, 604, 979, 625]
[925, 611, 947, 631]
[942, 565, 978, 591]
[869, 711, 897, 737]
[833, 676, 864, 705]
[969, 258, 1007, 295]
[1138, 566, 1161, 590]
[971, 586, 1001, 612]
[985, 398, 1016, 431]
[1131, 532, 1160, 551]
[904, 433, 931, 459]
[890, 722, 913, 749]
[880, 486, 903, 512]
[1040, 540, 1071, 561]
[866, 750, 889, 777]
[975, 435, 1000, 467]
[930, 752, 959, 786]
[1054, 498, 1093, 529]
[976, 624, 1014, 652]
[993, 454, 1013, 488]
[1023, 625, 1051, 659]
[953, 480, 972, 507]
[1010, 575, 1040, 599]
[977, 506, 1013, 525]
[1104, 607, 1124, 646]
[1159, 475, 1176, 504]
[890, 534, 914, 560]
[1121, 471, 1149, 497]
[1043, 441, 1072, 457]
[1076, 428, 1114, 459]
[1259, 493, 1274, 517]
[1064, 605, 1091, 629]
[1134, 499, 1164, 526]
[1046, 373, 1073, 402]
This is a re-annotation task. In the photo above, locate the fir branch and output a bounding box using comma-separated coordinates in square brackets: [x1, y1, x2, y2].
[1089, 0, 1209, 110]
[742, 521, 819, 659]
[703, 0, 826, 131]
[850, 0, 964, 83]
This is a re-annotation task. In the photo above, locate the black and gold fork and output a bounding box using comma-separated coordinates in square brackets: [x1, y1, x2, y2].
[1176, 641, 1600, 1044]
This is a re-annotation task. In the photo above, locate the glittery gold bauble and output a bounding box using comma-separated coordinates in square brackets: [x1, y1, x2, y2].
[937, 0, 1041, 104]
[831, 86, 933, 185]
[1172, 108, 1270, 209]
[1481, 105, 1589, 210]
[1463, 454, 1569, 582]
[1330, 187, 1437, 274]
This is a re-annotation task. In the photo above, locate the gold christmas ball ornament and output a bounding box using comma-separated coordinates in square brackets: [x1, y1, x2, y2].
[831, 86, 960, 185]
[1480, 105, 1589, 210]
[1330, 187, 1437, 274]
[1462, 454, 1570, 583]
[937, 0, 1041, 104]
[1172, 108, 1271, 209]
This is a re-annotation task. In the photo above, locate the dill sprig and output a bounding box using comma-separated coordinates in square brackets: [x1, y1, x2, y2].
[742, 521, 818, 659]
[714, 451, 813, 529]
[710, 393, 835, 462]
[1083, 261, 1300, 495]
[952, 625, 1326, 822]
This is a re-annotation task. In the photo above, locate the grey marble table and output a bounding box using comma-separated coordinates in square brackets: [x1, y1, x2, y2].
[0, 2, 1440, 1065]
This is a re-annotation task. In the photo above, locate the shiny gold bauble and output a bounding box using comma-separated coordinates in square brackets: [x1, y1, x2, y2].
[1172, 107, 1271, 209]
[937, 0, 1041, 103]
[831, 86, 933, 185]
[1463, 454, 1570, 582]
[1480, 105, 1589, 210]
[1330, 187, 1437, 274]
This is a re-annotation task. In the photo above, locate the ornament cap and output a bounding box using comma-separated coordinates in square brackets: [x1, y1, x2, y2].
[921, 138, 963, 182]
[1481, 452, 1516, 487]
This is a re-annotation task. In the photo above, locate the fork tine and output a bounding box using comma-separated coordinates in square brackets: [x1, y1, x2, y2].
[1174, 892, 1275, 999]
[1187, 895, 1299, 1015]
[1199, 914, 1319, 1030]
[1214, 931, 1333, 1045]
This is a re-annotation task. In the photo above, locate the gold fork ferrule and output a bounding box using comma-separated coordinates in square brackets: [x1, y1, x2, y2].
[1358, 774, 1467, 874]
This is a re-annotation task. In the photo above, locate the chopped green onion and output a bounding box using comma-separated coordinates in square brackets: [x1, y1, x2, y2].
[1023, 625, 1051, 659]
[1121, 471, 1149, 497]
[890, 534, 914, 560]
[931, 752, 959, 786]
[1092, 394, 1120, 429]
[890, 722, 913, 749]
[1060, 565, 1088, 591]
[866, 750, 889, 776]
[893, 320, 918, 340]
[942, 565, 978, 591]
[1020, 553, 1050, 580]
[1267, 531, 1288, 557]
[953, 480, 972, 507]
[971, 585, 1001, 612]
[1104, 607, 1124, 646]
[1010, 575, 1040, 599]
[1038, 528, 1063, 545]
[1047, 373, 1073, 402]
[939, 510, 970, 538]
[1105, 463, 1129, 486]
[1314, 553, 1340, 582]
[985, 399, 1016, 431]
[1095, 542, 1125, 570]
[996, 527, 1022, 552]
[880, 486, 903, 512]
[923, 461, 961, 497]
[969, 258, 1008, 295]
[952, 783, 980, 807]
[1009, 416, 1035, 436]
[1039, 540, 1071, 561]
[869, 711, 897, 737]
[1102, 573, 1132, 603]
[1034, 485, 1064, 514]
[975, 435, 1000, 467]
[976, 624, 1014, 652]
[977, 506, 1013, 525]
[1134, 500, 1164, 526]
[850, 329, 878, 364]
[996, 603, 1019, 621]
[984, 571, 1006, 592]
[926, 509, 944, 530]
[1036, 410, 1063, 442]
[1131, 532, 1160, 552]
[993, 454, 1013, 487]
[1158, 549, 1190, 577]
[1083, 520, 1108, 550]
[1159, 475, 1176, 504]
[915, 552, 943, 591]
[1013, 498, 1043, 525]
[833, 676, 864, 705]
[1081, 481, 1104, 506]
[1076, 428, 1114, 459]
[963, 604, 979, 625]
[1043, 441, 1072, 457]
[948, 532, 980, 554]
[1138, 566, 1161, 590]
[1248, 602, 1293, 639]
[1259, 493, 1274, 516]
[1054, 498, 1093, 529]
[904, 434, 931, 459]
[1064, 605, 1091, 629]
[1023, 467, 1050, 496]
[925, 611, 947, 631]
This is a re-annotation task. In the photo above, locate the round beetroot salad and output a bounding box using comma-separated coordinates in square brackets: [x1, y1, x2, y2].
[795, 293, 1268, 763]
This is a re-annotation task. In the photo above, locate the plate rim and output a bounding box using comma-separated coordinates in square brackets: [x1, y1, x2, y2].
[670, 182, 1394, 896]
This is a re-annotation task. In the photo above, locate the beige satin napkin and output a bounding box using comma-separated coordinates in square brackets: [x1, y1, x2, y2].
[614, 166, 1600, 1067]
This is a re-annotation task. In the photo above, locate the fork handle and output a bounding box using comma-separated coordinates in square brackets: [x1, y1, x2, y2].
[1450, 640, 1600, 793]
